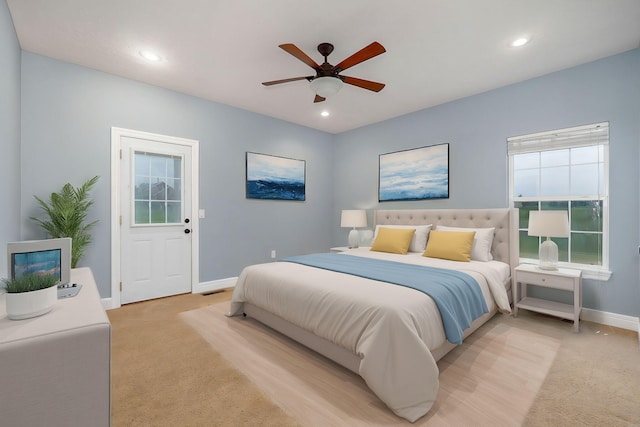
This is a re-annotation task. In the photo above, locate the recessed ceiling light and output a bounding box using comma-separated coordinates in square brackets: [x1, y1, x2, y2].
[139, 50, 162, 62]
[320, 111, 330, 117]
[509, 37, 530, 48]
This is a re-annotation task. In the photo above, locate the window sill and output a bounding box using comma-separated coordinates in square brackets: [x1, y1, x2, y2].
[518, 259, 611, 281]
[581, 268, 612, 281]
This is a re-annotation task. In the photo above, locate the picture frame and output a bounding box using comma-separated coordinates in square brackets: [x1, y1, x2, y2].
[246, 152, 306, 201]
[378, 143, 449, 202]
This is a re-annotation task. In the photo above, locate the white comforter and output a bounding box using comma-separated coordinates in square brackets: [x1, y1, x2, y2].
[228, 249, 511, 422]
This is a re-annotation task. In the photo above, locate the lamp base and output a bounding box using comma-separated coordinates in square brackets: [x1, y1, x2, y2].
[538, 238, 559, 270]
[348, 229, 360, 249]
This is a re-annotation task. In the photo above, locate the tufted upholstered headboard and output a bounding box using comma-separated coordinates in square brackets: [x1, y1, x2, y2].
[374, 208, 519, 271]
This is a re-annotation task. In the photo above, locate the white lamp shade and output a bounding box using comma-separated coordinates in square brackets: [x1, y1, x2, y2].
[528, 210, 569, 270]
[310, 76, 343, 98]
[527, 210, 570, 238]
[341, 210, 367, 228]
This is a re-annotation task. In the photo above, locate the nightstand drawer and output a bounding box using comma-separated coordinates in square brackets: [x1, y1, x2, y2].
[517, 271, 575, 291]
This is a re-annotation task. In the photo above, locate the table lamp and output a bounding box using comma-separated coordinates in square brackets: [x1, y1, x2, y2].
[528, 210, 570, 270]
[341, 210, 367, 248]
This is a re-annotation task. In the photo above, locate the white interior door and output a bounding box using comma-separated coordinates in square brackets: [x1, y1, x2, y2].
[119, 136, 193, 304]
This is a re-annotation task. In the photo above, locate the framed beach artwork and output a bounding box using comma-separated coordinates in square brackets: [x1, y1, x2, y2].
[378, 143, 449, 202]
[246, 152, 306, 201]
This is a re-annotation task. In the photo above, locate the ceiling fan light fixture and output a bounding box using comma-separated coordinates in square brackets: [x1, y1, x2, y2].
[310, 76, 343, 98]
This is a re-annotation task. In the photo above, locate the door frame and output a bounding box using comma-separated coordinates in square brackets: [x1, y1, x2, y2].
[110, 127, 200, 309]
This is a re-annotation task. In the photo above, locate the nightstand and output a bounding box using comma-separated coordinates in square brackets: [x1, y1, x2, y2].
[513, 264, 583, 332]
[330, 246, 350, 253]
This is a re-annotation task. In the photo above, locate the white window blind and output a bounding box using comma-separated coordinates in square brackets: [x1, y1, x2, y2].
[508, 122, 609, 155]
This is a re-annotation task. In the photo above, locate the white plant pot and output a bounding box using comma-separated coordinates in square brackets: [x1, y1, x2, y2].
[5, 286, 58, 320]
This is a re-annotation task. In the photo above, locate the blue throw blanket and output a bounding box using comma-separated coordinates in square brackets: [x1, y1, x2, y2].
[282, 253, 488, 344]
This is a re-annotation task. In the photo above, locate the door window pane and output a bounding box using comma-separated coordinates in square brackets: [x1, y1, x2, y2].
[135, 154, 150, 175]
[135, 201, 149, 224]
[167, 202, 181, 223]
[150, 180, 167, 200]
[134, 152, 183, 225]
[134, 176, 150, 199]
[172, 158, 181, 177]
[150, 156, 167, 177]
[150, 201, 166, 223]
[166, 178, 181, 200]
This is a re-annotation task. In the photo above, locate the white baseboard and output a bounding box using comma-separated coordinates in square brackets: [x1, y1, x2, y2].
[102, 298, 114, 310]
[581, 307, 639, 332]
[101, 277, 237, 310]
[193, 277, 237, 295]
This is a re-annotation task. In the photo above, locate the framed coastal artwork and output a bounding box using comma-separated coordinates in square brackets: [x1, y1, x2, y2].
[246, 152, 306, 201]
[378, 143, 449, 202]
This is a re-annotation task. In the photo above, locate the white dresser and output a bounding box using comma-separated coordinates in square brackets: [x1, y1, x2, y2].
[0, 267, 111, 426]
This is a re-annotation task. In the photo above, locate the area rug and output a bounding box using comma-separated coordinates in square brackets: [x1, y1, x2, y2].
[181, 303, 561, 426]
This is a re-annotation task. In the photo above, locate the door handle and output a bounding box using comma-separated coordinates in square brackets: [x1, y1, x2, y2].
[184, 229, 191, 234]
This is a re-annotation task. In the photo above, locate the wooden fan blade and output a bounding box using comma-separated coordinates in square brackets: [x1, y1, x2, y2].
[313, 95, 326, 103]
[279, 44, 320, 69]
[334, 41, 386, 72]
[262, 76, 313, 86]
[342, 76, 385, 92]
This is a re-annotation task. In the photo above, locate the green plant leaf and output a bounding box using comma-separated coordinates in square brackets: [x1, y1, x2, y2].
[2, 273, 59, 293]
[30, 176, 99, 268]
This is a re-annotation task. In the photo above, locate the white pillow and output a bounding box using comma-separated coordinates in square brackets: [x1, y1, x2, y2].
[373, 224, 432, 253]
[435, 226, 495, 261]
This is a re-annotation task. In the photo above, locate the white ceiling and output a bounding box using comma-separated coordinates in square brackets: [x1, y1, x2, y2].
[7, 0, 640, 134]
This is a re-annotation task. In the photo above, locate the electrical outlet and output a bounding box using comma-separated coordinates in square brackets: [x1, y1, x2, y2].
[271, 250, 276, 259]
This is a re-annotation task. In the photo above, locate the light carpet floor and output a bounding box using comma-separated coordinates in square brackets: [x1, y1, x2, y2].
[108, 291, 300, 427]
[181, 303, 560, 426]
[109, 290, 640, 426]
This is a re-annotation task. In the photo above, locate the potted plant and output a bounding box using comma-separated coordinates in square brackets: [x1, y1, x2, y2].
[2, 274, 59, 320]
[31, 176, 99, 268]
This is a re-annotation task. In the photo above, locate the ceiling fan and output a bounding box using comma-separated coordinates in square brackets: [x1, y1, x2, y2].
[262, 41, 386, 103]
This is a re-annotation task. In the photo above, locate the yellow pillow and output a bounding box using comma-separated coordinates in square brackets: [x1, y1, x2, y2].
[423, 230, 476, 262]
[370, 227, 416, 255]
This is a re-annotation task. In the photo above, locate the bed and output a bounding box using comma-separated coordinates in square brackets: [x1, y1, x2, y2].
[228, 208, 519, 422]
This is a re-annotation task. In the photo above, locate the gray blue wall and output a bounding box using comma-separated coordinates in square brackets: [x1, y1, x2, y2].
[19, 53, 334, 297]
[2, 1, 638, 317]
[0, 0, 21, 276]
[333, 48, 640, 317]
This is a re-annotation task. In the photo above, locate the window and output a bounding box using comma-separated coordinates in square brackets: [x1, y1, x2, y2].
[133, 152, 183, 225]
[508, 122, 610, 280]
